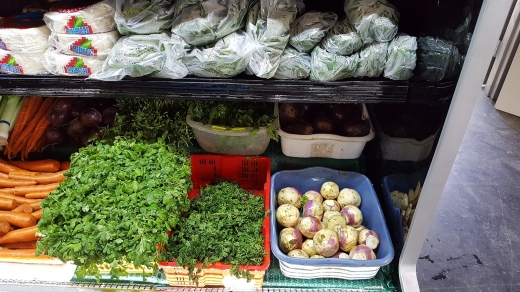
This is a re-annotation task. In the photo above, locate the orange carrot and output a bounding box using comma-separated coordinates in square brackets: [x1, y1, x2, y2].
[9, 171, 65, 184]
[0, 193, 40, 204]
[27, 97, 43, 123]
[25, 192, 50, 199]
[8, 170, 38, 176]
[0, 159, 31, 174]
[0, 173, 8, 179]
[60, 161, 71, 171]
[0, 198, 16, 211]
[0, 177, 37, 187]
[8, 98, 31, 144]
[1, 240, 37, 249]
[0, 211, 36, 228]
[9, 160, 60, 173]
[31, 209, 42, 220]
[23, 117, 50, 160]
[11, 203, 32, 214]
[2, 183, 59, 196]
[0, 226, 38, 244]
[0, 221, 9, 235]
[28, 201, 41, 211]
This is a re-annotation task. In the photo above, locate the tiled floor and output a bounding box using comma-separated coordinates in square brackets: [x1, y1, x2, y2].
[417, 94, 520, 291]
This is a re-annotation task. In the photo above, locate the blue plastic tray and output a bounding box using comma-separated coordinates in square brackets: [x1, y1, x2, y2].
[382, 168, 428, 248]
[270, 167, 394, 267]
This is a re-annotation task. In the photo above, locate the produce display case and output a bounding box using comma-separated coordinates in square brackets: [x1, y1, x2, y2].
[0, 0, 512, 291]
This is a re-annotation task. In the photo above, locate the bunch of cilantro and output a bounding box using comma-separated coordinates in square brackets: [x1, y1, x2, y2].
[160, 180, 267, 282]
[36, 138, 192, 280]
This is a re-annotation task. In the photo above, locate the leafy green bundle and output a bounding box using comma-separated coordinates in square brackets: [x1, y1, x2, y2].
[161, 181, 267, 281]
[36, 138, 192, 280]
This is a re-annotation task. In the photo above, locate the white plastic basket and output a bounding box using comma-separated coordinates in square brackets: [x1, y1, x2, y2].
[0, 261, 76, 282]
[278, 261, 380, 280]
[276, 104, 375, 159]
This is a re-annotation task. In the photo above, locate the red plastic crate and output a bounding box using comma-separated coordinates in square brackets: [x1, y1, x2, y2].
[160, 154, 271, 288]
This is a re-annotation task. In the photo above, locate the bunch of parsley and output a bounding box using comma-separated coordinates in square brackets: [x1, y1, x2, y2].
[36, 138, 192, 280]
[161, 181, 267, 282]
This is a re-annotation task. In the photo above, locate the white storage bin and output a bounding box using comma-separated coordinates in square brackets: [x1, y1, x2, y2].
[0, 261, 76, 282]
[277, 104, 375, 159]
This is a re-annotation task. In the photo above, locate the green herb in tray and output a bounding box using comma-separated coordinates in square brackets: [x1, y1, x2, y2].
[161, 180, 268, 282]
[36, 138, 192, 280]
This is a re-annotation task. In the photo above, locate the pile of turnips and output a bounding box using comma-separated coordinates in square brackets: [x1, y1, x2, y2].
[276, 181, 380, 260]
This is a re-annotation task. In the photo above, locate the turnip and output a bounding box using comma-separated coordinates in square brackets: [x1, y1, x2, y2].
[288, 249, 309, 258]
[303, 200, 324, 221]
[321, 181, 340, 200]
[278, 187, 302, 208]
[302, 239, 317, 257]
[325, 215, 347, 231]
[303, 190, 324, 204]
[337, 188, 361, 208]
[313, 229, 339, 257]
[349, 244, 376, 260]
[341, 205, 363, 227]
[337, 225, 358, 252]
[322, 199, 341, 212]
[299, 216, 322, 238]
[358, 229, 380, 250]
[331, 251, 350, 258]
[310, 255, 325, 258]
[323, 211, 342, 225]
[279, 228, 303, 254]
[276, 204, 300, 227]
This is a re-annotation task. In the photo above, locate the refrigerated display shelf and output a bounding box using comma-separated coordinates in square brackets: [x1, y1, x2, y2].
[0, 75, 454, 104]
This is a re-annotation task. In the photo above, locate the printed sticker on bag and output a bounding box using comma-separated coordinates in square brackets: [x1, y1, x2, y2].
[70, 37, 97, 56]
[65, 16, 93, 34]
[0, 54, 23, 74]
[0, 38, 7, 50]
[64, 57, 91, 75]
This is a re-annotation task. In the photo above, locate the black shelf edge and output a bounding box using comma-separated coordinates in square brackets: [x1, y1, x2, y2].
[0, 75, 455, 104]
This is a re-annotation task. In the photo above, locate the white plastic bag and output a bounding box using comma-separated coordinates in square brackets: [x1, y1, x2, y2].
[44, 1, 117, 34]
[0, 48, 48, 75]
[89, 33, 189, 81]
[321, 18, 362, 56]
[0, 15, 50, 53]
[182, 30, 254, 78]
[43, 48, 106, 76]
[355, 41, 388, 77]
[172, 0, 255, 46]
[384, 34, 416, 80]
[115, 0, 175, 35]
[289, 11, 337, 53]
[309, 46, 359, 81]
[273, 46, 310, 79]
[49, 30, 120, 57]
[344, 0, 399, 44]
[415, 36, 454, 82]
[246, 0, 298, 79]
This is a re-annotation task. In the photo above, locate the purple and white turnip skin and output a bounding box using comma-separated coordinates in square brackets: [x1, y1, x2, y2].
[358, 229, 380, 250]
[303, 190, 324, 205]
[322, 211, 342, 225]
[279, 228, 303, 254]
[325, 215, 347, 231]
[337, 225, 358, 252]
[349, 244, 377, 260]
[302, 239, 318, 257]
[322, 199, 341, 212]
[303, 200, 324, 221]
[310, 255, 325, 258]
[278, 187, 302, 208]
[299, 216, 322, 238]
[276, 204, 300, 227]
[355, 225, 367, 234]
[321, 181, 340, 200]
[288, 249, 309, 258]
[337, 188, 362, 208]
[331, 251, 350, 258]
[313, 229, 339, 257]
[341, 205, 364, 227]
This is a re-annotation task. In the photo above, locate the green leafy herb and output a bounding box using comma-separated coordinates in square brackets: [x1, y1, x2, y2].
[36, 138, 192, 280]
[160, 181, 267, 282]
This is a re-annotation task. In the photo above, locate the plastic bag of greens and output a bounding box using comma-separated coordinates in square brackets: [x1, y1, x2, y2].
[415, 36, 454, 82]
[171, 0, 255, 47]
[115, 0, 175, 35]
[182, 30, 254, 78]
[384, 34, 417, 80]
[344, 0, 399, 44]
[309, 46, 359, 81]
[273, 46, 311, 79]
[321, 18, 362, 56]
[90, 33, 189, 81]
[355, 41, 388, 77]
[289, 11, 337, 53]
[444, 45, 461, 79]
[246, 0, 298, 79]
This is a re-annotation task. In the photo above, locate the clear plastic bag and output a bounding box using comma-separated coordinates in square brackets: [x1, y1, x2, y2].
[48, 30, 121, 57]
[44, 0, 116, 34]
[344, 0, 399, 44]
[0, 48, 48, 75]
[384, 34, 416, 81]
[321, 18, 362, 56]
[273, 46, 311, 79]
[115, 0, 175, 35]
[43, 48, 106, 76]
[182, 30, 254, 78]
[309, 46, 359, 81]
[0, 15, 50, 53]
[172, 0, 255, 47]
[355, 41, 388, 77]
[89, 33, 189, 81]
[246, 0, 298, 79]
[289, 11, 337, 53]
[415, 36, 454, 82]
[444, 45, 461, 79]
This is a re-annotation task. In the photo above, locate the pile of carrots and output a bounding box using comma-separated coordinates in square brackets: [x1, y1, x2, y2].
[5, 97, 55, 160]
[0, 158, 69, 260]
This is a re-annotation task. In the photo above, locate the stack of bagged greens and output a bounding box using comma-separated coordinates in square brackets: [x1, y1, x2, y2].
[114, 0, 175, 35]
